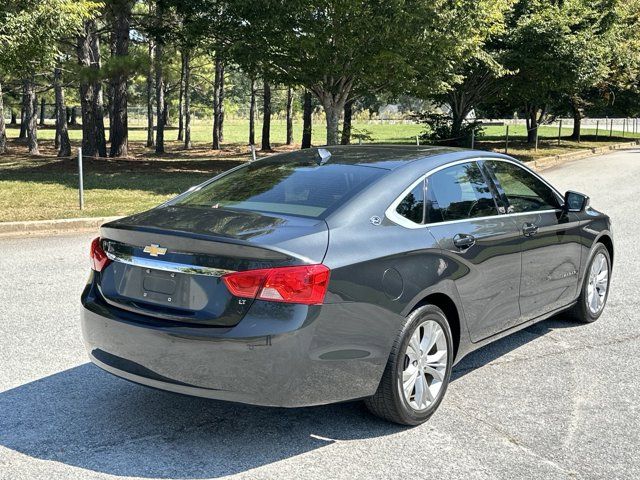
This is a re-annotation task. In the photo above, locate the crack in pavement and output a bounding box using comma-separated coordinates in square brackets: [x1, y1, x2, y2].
[448, 401, 583, 479]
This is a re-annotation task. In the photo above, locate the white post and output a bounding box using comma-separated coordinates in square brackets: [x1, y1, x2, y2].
[416, 135, 420, 146]
[78, 147, 84, 210]
[471, 129, 475, 149]
[250, 144, 256, 162]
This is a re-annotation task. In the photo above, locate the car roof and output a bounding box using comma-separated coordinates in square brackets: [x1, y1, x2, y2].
[266, 144, 519, 171]
[263, 145, 462, 170]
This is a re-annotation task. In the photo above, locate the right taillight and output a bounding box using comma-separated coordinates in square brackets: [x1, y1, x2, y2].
[90, 237, 111, 272]
[222, 264, 330, 305]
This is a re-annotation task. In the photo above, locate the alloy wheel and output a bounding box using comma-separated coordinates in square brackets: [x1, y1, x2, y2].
[587, 252, 609, 314]
[401, 320, 448, 411]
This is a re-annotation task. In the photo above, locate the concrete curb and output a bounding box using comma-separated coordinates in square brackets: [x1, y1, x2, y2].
[531, 140, 639, 171]
[0, 216, 123, 239]
[1, 140, 638, 238]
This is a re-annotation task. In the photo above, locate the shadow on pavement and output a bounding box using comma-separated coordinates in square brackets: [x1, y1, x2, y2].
[0, 363, 403, 478]
[452, 313, 581, 381]
[0, 314, 579, 478]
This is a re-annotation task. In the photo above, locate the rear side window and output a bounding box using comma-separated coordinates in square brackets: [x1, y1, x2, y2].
[396, 181, 425, 224]
[174, 160, 385, 218]
[486, 161, 560, 213]
[426, 162, 498, 223]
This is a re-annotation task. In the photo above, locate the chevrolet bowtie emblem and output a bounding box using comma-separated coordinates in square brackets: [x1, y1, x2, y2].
[143, 244, 167, 257]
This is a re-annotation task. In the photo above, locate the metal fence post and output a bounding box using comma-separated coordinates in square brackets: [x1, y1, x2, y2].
[505, 125, 509, 154]
[78, 147, 84, 210]
[610, 118, 613, 138]
[416, 135, 420, 146]
[534, 127, 539, 152]
[623, 118, 626, 138]
[558, 119, 562, 146]
[595, 120, 599, 142]
[471, 130, 475, 149]
[250, 144, 257, 161]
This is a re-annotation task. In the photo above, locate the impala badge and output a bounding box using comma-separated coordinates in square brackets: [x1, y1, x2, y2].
[143, 244, 167, 257]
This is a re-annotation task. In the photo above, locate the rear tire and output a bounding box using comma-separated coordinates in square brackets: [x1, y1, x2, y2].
[365, 305, 453, 425]
[570, 243, 611, 323]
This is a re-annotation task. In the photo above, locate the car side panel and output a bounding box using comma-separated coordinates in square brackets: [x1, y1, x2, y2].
[515, 210, 583, 322]
[427, 217, 523, 342]
[322, 219, 473, 364]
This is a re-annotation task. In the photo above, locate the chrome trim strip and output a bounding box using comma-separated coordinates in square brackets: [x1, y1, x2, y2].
[385, 157, 564, 229]
[106, 252, 235, 277]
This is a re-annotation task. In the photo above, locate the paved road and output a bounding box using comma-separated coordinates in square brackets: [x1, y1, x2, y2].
[1, 149, 639, 480]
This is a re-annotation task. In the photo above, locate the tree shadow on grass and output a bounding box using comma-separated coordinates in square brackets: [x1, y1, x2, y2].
[0, 157, 244, 196]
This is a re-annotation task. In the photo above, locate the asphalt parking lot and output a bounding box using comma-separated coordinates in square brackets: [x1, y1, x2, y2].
[1, 149, 639, 480]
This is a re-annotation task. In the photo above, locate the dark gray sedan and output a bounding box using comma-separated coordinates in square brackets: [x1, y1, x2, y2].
[81, 145, 613, 425]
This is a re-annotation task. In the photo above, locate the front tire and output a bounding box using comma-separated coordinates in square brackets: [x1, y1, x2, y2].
[365, 305, 453, 425]
[570, 243, 611, 323]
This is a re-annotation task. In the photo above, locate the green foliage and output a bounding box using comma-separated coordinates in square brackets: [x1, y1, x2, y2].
[0, 0, 100, 76]
[416, 112, 484, 145]
[500, 0, 623, 114]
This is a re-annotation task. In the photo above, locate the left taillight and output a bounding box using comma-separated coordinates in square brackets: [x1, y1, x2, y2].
[222, 264, 330, 305]
[90, 237, 111, 272]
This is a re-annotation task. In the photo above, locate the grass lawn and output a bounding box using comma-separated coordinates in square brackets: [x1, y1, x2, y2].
[1, 120, 637, 222]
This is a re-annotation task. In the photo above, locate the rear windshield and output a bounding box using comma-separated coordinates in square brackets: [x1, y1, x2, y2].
[172, 158, 386, 218]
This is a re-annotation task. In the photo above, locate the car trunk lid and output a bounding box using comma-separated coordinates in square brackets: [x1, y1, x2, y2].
[96, 205, 328, 326]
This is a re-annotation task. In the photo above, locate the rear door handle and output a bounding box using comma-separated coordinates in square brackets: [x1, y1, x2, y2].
[522, 222, 539, 237]
[453, 233, 476, 249]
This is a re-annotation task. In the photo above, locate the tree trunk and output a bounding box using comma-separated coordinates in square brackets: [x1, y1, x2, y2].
[146, 39, 154, 147]
[78, 19, 107, 158]
[10, 108, 17, 126]
[177, 49, 186, 141]
[286, 87, 293, 145]
[183, 48, 191, 150]
[261, 79, 271, 151]
[108, 0, 132, 157]
[212, 56, 224, 149]
[301, 90, 312, 149]
[54, 66, 72, 157]
[154, 2, 165, 155]
[39, 98, 46, 126]
[219, 63, 225, 143]
[25, 79, 39, 154]
[19, 85, 27, 140]
[55, 101, 60, 149]
[248, 77, 256, 145]
[570, 98, 581, 140]
[70, 107, 77, 126]
[90, 30, 107, 157]
[451, 110, 463, 141]
[0, 82, 6, 154]
[341, 99, 353, 145]
[325, 106, 340, 145]
[315, 85, 351, 146]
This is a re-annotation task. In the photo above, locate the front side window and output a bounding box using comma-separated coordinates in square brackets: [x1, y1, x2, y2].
[426, 162, 498, 223]
[486, 161, 560, 213]
[396, 181, 425, 224]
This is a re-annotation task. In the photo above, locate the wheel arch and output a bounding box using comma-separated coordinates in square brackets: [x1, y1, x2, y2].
[412, 292, 462, 361]
[596, 233, 614, 267]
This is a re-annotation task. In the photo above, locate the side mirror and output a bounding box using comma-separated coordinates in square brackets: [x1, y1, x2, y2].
[564, 190, 590, 213]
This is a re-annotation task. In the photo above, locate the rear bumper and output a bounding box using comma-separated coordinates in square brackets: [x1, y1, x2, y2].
[81, 283, 397, 407]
